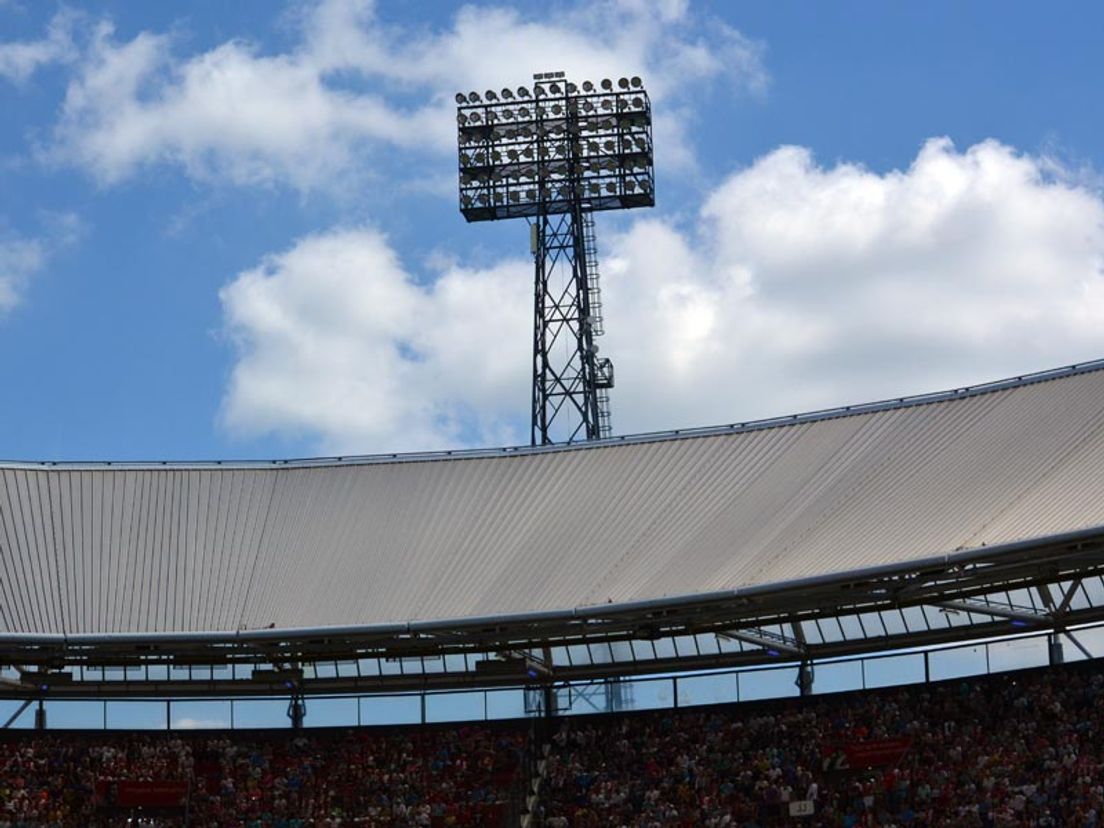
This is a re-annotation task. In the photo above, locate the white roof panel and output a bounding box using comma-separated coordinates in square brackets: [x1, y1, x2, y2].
[3, 362, 1104, 635]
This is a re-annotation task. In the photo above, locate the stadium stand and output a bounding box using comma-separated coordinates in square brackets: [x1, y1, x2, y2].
[0, 723, 528, 827]
[535, 661, 1104, 827]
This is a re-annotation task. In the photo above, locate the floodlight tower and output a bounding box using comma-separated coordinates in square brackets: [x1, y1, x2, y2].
[456, 72, 655, 445]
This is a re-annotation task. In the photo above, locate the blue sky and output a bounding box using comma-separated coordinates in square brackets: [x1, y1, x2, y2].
[2, 0, 1104, 461]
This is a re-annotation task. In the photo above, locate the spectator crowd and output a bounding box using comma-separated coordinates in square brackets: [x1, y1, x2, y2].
[0, 724, 525, 827]
[537, 663, 1104, 827]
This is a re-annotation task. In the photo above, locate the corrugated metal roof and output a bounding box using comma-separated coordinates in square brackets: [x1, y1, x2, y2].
[3, 361, 1104, 636]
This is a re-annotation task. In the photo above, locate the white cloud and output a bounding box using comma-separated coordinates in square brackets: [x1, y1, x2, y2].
[0, 9, 78, 83]
[220, 228, 531, 452]
[0, 212, 84, 316]
[220, 138, 1104, 452]
[0, 235, 44, 313]
[46, 0, 765, 189]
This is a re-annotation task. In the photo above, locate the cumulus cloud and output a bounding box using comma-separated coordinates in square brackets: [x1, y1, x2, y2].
[220, 138, 1104, 453]
[220, 228, 531, 452]
[45, 0, 764, 189]
[0, 9, 79, 83]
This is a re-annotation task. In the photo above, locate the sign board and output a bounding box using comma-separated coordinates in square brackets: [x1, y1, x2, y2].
[789, 800, 815, 817]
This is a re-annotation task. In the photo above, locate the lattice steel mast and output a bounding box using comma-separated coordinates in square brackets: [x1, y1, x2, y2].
[457, 72, 655, 444]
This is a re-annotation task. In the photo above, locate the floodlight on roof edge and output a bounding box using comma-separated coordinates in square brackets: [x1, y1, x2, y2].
[456, 71, 654, 446]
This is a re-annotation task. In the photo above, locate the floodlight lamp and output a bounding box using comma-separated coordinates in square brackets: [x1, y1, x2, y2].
[632, 96, 643, 109]
[582, 80, 594, 92]
[630, 76, 642, 88]
[469, 91, 481, 102]
[485, 89, 498, 101]
[502, 87, 514, 99]
[455, 92, 467, 104]
[517, 86, 530, 97]
[618, 77, 629, 89]
[549, 82, 561, 94]
[601, 78, 613, 90]
[582, 100, 595, 113]
[469, 111, 482, 124]
[518, 106, 530, 120]
[600, 99, 613, 111]
[534, 85, 546, 97]
[566, 82, 577, 93]
[502, 108, 514, 120]
[457, 113, 468, 125]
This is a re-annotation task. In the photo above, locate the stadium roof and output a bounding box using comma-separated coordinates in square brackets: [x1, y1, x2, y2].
[4, 359, 1104, 647]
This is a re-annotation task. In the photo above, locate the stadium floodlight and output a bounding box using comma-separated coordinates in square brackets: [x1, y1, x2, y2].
[456, 71, 655, 445]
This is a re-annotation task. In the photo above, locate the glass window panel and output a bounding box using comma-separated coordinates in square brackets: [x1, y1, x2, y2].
[358, 658, 381, 677]
[147, 664, 168, 681]
[862, 612, 888, 636]
[336, 661, 358, 678]
[609, 641, 635, 662]
[900, 605, 929, 632]
[359, 695, 421, 726]
[106, 701, 166, 730]
[739, 666, 799, 702]
[838, 615, 865, 640]
[45, 701, 104, 730]
[379, 657, 403, 675]
[588, 642, 614, 664]
[673, 636, 700, 658]
[232, 698, 290, 729]
[1070, 626, 1104, 658]
[619, 677, 673, 712]
[426, 690, 485, 723]
[818, 619, 844, 644]
[652, 638, 676, 659]
[811, 660, 864, 696]
[631, 640, 656, 661]
[0, 700, 34, 729]
[676, 673, 737, 707]
[170, 700, 231, 730]
[881, 611, 907, 636]
[444, 654, 467, 673]
[304, 696, 358, 727]
[716, 634, 743, 654]
[419, 656, 446, 674]
[1070, 584, 1092, 612]
[928, 645, 986, 682]
[210, 664, 231, 681]
[799, 620, 823, 645]
[987, 636, 1048, 673]
[568, 644, 590, 666]
[694, 634, 720, 657]
[314, 662, 338, 678]
[560, 683, 608, 716]
[550, 647, 571, 666]
[863, 654, 924, 689]
[486, 689, 527, 720]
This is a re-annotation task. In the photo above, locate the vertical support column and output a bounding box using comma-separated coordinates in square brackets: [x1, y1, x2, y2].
[1048, 634, 1065, 666]
[531, 207, 602, 445]
[287, 691, 306, 729]
[34, 699, 46, 731]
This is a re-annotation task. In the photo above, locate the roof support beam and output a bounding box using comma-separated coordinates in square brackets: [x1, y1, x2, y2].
[933, 600, 1048, 626]
[716, 627, 804, 656]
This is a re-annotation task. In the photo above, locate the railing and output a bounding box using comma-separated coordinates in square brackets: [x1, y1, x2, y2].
[3, 622, 1101, 730]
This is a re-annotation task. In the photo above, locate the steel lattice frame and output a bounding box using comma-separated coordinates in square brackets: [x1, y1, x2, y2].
[457, 72, 654, 444]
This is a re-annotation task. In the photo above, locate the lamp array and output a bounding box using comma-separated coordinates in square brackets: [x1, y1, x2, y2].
[456, 77, 654, 220]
